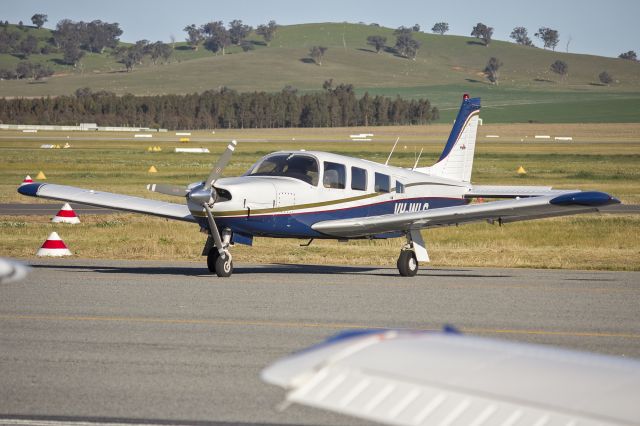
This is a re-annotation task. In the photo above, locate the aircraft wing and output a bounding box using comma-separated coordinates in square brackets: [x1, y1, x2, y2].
[312, 191, 619, 238]
[262, 329, 640, 426]
[18, 183, 195, 222]
[466, 185, 579, 198]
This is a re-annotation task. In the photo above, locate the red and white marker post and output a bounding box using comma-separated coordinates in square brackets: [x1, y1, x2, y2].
[52, 203, 81, 224]
[36, 232, 72, 257]
[21, 175, 33, 185]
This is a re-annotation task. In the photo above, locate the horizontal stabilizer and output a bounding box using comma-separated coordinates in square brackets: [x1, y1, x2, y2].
[466, 185, 579, 198]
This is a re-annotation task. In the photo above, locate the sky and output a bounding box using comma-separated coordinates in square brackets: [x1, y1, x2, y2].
[4, 0, 639, 58]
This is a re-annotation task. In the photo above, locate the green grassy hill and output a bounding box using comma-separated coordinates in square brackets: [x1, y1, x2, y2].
[1, 22, 639, 122]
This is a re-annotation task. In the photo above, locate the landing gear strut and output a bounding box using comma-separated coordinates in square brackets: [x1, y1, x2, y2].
[396, 230, 429, 277]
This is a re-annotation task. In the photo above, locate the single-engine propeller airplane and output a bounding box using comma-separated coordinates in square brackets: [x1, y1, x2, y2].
[18, 95, 621, 277]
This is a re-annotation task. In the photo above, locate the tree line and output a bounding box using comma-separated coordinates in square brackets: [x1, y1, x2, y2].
[365, 26, 422, 60]
[483, 56, 618, 87]
[183, 19, 277, 54]
[0, 16, 280, 78]
[0, 16, 125, 79]
[0, 83, 439, 129]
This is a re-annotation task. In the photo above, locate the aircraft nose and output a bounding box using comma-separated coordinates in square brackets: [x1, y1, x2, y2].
[189, 188, 214, 204]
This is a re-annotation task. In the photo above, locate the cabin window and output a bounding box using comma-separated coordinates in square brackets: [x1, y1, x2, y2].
[396, 180, 405, 194]
[374, 173, 390, 193]
[351, 167, 367, 191]
[323, 162, 346, 189]
[250, 154, 319, 186]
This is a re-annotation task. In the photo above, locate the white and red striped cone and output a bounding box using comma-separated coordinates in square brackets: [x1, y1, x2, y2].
[21, 175, 33, 185]
[52, 203, 81, 224]
[36, 232, 72, 257]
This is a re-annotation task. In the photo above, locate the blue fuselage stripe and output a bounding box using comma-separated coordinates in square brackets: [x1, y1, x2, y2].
[199, 197, 467, 238]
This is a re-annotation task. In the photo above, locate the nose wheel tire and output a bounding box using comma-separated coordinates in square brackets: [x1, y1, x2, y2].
[207, 250, 233, 277]
[397, 250, 418, 277]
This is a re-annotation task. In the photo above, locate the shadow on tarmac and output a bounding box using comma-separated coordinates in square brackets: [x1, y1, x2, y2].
[30, 262, 511, 279]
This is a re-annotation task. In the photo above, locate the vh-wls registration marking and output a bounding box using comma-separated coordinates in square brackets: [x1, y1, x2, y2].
[394, 202, 430, 214]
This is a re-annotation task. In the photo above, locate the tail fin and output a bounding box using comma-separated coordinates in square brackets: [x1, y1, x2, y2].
[415, 95, 481, 182]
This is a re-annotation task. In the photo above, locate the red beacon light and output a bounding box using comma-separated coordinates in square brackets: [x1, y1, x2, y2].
[463, 93, 470, 100]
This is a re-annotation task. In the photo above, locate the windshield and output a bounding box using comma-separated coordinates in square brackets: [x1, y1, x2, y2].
[249, 154, 319, 185]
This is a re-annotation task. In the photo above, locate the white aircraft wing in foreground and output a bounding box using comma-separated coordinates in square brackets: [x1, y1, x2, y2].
[262, 329, 640, 426]
[0, 258, 30, 284]
[312, 191, 618, 238]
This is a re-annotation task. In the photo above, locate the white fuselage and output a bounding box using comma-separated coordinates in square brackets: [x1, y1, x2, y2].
[188, 151, 471, 239]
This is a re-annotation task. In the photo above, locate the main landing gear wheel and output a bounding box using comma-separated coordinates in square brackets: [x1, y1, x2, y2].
[397, 250, 418, 277]
[207, 250, 233, 277]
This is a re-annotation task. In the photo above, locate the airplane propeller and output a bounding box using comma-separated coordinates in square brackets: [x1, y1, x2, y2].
[205, 140, 236, 188]
[189, 140, 237, 260]
[146, 140, 237, 262]
[146, 183, 187, 197]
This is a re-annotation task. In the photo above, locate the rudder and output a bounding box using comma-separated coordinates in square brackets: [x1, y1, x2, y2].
[416, 95, 481, 182]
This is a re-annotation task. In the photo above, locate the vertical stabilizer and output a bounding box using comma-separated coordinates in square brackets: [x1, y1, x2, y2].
[416, 95, 481, 182]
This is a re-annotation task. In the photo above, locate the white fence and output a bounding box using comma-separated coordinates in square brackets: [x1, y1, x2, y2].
[0, 123, 167, 132]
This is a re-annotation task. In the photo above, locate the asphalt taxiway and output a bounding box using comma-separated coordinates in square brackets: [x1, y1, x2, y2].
[1, 259, 639, 426]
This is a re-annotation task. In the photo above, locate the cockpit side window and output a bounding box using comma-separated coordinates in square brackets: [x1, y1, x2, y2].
[374, 172, 390, 193]
[351, 167, 367, 191]
[323, 162, 346, 189]
[249, 154, 319, 185]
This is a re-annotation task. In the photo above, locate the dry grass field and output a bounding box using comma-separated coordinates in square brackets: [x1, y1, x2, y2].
[1, 122, 639, 271]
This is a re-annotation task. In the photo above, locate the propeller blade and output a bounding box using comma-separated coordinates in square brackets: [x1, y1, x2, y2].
[205, 140, 237, 188]
[146, 183, 187, 197]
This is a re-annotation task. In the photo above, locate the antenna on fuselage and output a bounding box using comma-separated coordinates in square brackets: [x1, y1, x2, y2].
[412, 147, 424, 170]
[385, 137, 400, 166]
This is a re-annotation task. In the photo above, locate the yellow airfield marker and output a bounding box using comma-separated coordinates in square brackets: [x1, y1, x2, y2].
[148, 165, 158, 173]
[36, 171, 47, 179]
[517, 165, 527, 175]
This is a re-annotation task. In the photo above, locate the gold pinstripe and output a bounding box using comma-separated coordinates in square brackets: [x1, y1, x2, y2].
[193, 192, 382, 218]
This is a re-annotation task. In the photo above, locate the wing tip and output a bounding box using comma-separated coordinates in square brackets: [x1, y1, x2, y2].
[17, 182, 45, 197]
[550, 191, 620, 207]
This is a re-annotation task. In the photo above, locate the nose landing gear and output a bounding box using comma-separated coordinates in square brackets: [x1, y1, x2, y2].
[203, 228, 234, 278]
